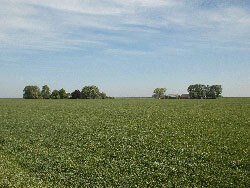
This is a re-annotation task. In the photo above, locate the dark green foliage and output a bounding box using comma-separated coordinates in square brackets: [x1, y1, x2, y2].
[188, 84, 223, 99]
[206, 85, 222, 99]
[41, 85, 51, 99]
[23, 85, 41, 99]
[81, 85, 101, 99]
[59, 88, 67, 99]
[71, 90, 81, 99]
[23, 85, 111, 100]
[0, 98, 249, 187]
[152, 88, 166, 99]
[187, 84, 207, 99]
[50, 90, 60, 99]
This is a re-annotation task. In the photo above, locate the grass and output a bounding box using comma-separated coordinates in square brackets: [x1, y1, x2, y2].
[0, 98, 249, 187]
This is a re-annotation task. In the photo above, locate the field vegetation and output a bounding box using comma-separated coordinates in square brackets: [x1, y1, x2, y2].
[0, 98, 249, 187]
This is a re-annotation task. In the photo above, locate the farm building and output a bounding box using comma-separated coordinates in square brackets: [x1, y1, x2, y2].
[180, 94, 190, 99]
[166, 94, 180, 99]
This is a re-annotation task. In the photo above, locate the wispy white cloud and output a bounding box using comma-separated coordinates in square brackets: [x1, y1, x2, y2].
[0, 0, 250, 52]
[104, 48, 152, 56]
[199, 7, 250, 36]
[5, 0, 123, 15]
[114, 0, 181, 7]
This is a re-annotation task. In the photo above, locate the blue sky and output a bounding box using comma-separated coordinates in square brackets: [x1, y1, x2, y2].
[0, 0, 250, 97]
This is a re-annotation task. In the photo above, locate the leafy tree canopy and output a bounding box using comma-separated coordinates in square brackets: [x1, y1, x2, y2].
[188, 84, 222, 99]
[71, 90, 81, 99]
[51, 90, 60, 99]
[59, 88, 67, 99]
[152, 88, 166, 99]
[23, 85, 41, 99]
[81, 86, 101, 99]
[41, 85, 51, 99]
[23, 85, 112, 99]
[187, 84, 207, 99]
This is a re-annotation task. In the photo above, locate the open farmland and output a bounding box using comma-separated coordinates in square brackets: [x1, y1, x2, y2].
[0, 98, 249, 187]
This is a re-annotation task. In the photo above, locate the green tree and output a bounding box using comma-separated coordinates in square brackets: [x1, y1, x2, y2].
[212, 85, 222, 98]
[152, 88, 166, 99]
[41, 85, 51, 99]
[81, 86, 100, 99]
[71, 90, 81, 99]
[206, 86, 215, 99]
[59, 88, 67, 99]
[23, 85, 41, 99]
[100, 92, 107, 99]
[206, 85, 222, 99]
[188, 84, 222, 99]
[50, 90, 60, 99]
[188, 84, 206, 99]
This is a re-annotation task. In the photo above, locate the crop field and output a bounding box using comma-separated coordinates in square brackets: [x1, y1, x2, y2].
[0, 98, 249, 187]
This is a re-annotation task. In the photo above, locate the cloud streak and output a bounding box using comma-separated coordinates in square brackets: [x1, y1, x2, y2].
[0, 0, 250, 53]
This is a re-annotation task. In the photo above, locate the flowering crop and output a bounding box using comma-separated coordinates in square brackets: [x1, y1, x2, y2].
[0, 98, 249, 187]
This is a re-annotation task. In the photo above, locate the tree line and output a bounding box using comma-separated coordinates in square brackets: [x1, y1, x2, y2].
[23, 84, 222, 99]
[152, 84, 222, 99]
[23, 85, 114, 99]
[187, 84, 222, 99]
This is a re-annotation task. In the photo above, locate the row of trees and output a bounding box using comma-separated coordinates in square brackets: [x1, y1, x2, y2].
[152, 84, 222, 99]
[187, 84, 222, 99]
[23, 85, 113, 99]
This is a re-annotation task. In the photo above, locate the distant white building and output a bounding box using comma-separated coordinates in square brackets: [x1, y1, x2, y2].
[180, 94, 190, 99]
[166, 94, 179, 99]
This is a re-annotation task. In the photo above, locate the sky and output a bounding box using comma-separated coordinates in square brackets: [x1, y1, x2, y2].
[0, 0, 250, 98]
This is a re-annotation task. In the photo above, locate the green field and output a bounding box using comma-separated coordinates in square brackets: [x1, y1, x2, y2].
[0, 98, 249, 187]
